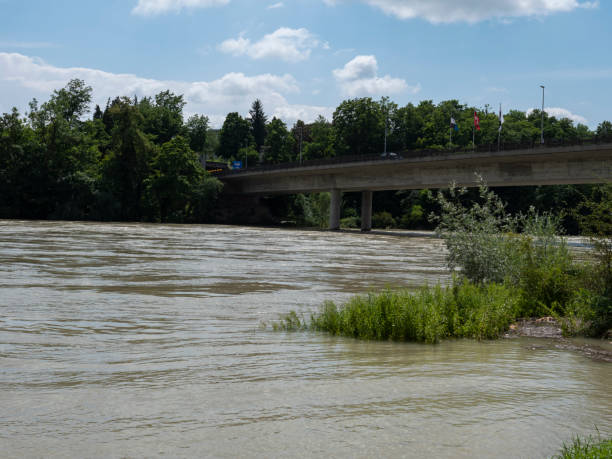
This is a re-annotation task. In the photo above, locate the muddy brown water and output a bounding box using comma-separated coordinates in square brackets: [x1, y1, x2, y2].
[0, 220, 610, 458]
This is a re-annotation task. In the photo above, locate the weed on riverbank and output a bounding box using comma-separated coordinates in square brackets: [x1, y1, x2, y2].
[552, 434, 612, 459]
[273, 282, 518, 344]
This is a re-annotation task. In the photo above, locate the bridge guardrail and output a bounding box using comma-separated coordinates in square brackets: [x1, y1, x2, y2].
[216, 135, 612, 177]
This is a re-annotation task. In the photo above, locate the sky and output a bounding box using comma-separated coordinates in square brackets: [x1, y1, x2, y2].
[1, 0, 611, 128]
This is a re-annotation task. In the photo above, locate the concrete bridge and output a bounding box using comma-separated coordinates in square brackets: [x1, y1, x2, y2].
[219, 143, 612, 231]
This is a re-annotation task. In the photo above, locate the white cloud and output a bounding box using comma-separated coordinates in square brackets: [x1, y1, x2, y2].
[0, 52, 332, 127]
[219, 28, 322, 62]
[332, 55, 418, 97]
[132, 0, 230, 15]
[272, 104, 334, 124]
[267, 2, 284, 9]
[527, 106, 588, 124]
[325, 0, 597, 23]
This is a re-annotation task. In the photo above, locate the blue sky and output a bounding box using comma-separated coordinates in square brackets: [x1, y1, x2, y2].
[1, 0, 610, 128]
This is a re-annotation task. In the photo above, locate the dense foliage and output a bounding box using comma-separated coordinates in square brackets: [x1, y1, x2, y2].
[0, 80, 221, 222]
[433, 182, 611, 333]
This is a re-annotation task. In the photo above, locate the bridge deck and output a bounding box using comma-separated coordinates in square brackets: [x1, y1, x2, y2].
[220, 143, 612, 195]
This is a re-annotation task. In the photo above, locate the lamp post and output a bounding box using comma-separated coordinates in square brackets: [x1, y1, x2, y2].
[299, 124, 303, 165]
[384, 113, 388, 157]
[540, 85, 545, 144]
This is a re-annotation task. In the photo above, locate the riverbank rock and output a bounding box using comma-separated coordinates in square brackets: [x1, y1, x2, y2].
[504, 317, 563, 339]
[505, 317, 612, 363]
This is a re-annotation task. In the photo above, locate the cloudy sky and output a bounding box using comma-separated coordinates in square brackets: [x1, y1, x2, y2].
[1, 0, 610, 127]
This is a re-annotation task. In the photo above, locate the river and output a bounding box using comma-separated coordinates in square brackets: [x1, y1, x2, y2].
[0, 221, 610, 458]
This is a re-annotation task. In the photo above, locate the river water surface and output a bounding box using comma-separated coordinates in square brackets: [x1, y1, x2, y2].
[0, 221, 610, 458]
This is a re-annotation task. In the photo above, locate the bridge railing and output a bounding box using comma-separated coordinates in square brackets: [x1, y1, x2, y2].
[216, 134, 612, 176]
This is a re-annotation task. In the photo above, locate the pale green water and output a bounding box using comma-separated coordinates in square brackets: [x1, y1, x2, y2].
[0, 220, 610, 458]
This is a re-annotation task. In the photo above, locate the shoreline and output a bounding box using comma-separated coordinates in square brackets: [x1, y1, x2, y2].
[504, 317, 612, 362]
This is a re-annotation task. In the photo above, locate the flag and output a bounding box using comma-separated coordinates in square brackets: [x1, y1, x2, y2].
[498, 105, 504, 132]
[474, 111, 481, 131]
[450, 117, 459, 132]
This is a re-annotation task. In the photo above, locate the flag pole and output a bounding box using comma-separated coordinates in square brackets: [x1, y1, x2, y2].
[498, 103, 501, 152]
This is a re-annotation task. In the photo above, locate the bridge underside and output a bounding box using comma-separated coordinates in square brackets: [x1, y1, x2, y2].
[220, 145, 612, 231]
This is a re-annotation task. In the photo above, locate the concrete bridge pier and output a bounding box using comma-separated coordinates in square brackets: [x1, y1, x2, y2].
[361, 190, 372, 232]
[329, 189, 342, 230]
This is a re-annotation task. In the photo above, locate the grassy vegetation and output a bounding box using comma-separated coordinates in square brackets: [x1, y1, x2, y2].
[271, 181, 611, 343]
[274, 282, 519, 344]
[552, 435, 612, 459]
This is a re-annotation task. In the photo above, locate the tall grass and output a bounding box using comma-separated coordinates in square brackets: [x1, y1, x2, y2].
[275, 281, 518, 344]
[552, 434, 612, 459]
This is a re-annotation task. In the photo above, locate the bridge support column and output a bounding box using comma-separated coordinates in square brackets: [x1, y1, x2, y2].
[361, 190, 372, 232]
[329, 189, 342, 230]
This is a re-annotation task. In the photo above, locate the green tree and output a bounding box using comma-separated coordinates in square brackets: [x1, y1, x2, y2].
[139, 90, 186, 145]
[217, 112, 253, 160]
[25, 79, 100, 219]
[185, 114, 209, 163]
[143, 136, 205, 222]
[301, 116, 335, 160]
[100, 98, 154, 220]
[596, 120, 612, 140]
[333, 97, 384, 156]
[264, 117, 293, 163]
[249, 99, 267, 154]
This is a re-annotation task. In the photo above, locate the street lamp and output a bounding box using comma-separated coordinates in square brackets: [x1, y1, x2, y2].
[540, 85, 545, 144]
[299, 124, 303, 165]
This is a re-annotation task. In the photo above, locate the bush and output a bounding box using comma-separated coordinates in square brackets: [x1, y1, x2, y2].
[372, 211, 396, 229]
[433, 179, 583, 318]
[294, 192, 330, 228]
[431, 180, 520, 283]
[399, 204, 425, 229]
[340, 216, 360, 228]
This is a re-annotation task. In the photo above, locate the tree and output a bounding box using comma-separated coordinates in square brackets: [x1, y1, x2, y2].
[596, 121, 612, 140]
[249, 99, 267, 154]
[93, 104, 103, 120]
[264, 117, 293, 163]
[301, 116, 335, 160]
[185, 114, 209, 163]
[142, 136, 204, 222]
[139, 90, 186, 145]
[44, 79, 93, 124]
[101, 98, 154, 220]
[217, 112, 253, 160]
[333, 97, 384, 156]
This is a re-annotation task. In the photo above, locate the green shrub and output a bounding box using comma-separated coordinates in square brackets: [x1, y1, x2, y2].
[433, 179, 585, 319]
[307, 281, 518, 344]
[399, 204, 425, 229]
[340, 216, 360, 228]
[432, 180, 520, 283]
[372, 211, 396, 229]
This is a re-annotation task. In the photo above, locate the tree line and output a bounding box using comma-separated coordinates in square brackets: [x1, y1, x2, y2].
[1, 79, 610, 228]
[0, 80, 221, 222]
[217, 96, 612, 165]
